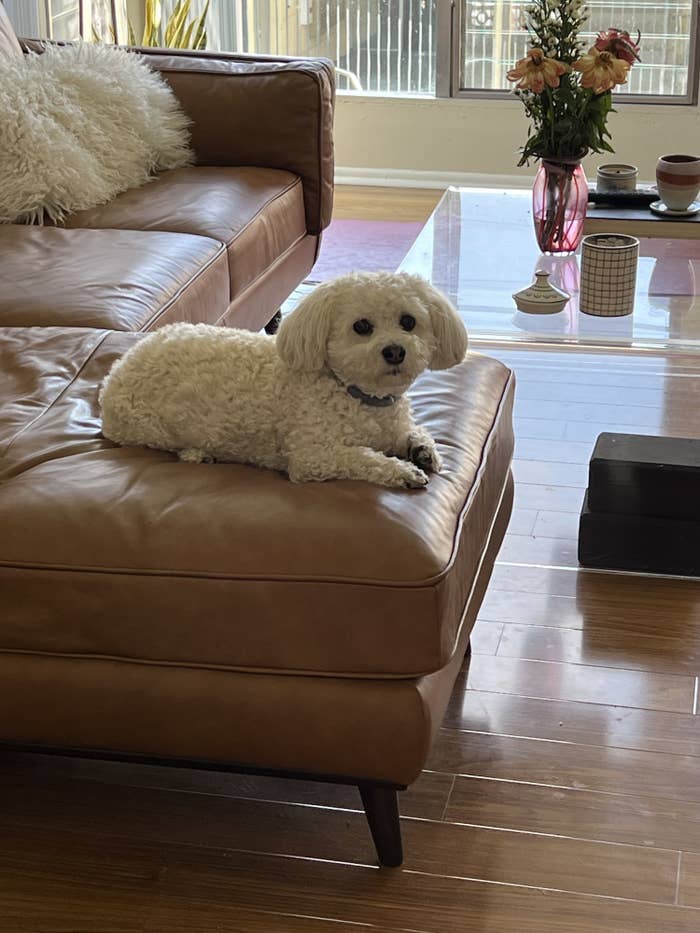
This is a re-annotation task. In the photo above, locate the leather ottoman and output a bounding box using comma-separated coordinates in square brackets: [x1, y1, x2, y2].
[0, 328, 514, 866]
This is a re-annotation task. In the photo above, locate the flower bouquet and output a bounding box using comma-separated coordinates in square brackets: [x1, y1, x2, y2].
[507, 2, 641, 254]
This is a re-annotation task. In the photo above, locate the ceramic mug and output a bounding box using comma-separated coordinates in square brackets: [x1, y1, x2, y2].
[656, 154, 700, 211]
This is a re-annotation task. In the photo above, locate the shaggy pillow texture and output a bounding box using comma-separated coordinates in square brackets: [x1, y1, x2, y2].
[0, 43, 193, 223]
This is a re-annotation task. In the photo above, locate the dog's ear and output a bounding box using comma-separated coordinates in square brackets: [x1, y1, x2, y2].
[408, 275, 468, 370]
[276, 283, 334, 372]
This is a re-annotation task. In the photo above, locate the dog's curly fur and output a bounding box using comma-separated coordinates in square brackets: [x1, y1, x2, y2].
[99, 272, 468, 488]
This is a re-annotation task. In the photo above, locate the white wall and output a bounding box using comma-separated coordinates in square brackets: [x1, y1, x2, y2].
[334, 94, 700, 185]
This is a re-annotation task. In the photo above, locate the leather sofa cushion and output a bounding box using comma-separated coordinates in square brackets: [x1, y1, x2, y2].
[64, 167, 307, 299]
[140, 50, 335, 235]
[0, 329, 514, 678]
[0, 227, 228, 331]
[0, 327, 109, 454]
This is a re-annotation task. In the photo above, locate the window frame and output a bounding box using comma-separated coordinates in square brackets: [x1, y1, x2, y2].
[435, 0, 700, 104]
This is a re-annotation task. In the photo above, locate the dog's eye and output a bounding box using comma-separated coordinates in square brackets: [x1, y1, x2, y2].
[400, 314, 416, 332]
[353, 319, 373, 336]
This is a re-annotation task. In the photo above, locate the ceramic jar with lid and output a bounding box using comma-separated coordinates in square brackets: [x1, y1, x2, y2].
[513, 270, 570, 314]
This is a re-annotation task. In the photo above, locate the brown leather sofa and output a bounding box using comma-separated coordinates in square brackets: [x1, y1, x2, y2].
[0, 42, 515, 868]
[4, 43, 335, 334]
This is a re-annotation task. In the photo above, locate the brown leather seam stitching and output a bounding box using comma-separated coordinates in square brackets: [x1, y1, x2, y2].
[0, 559, 448, 587]
[157, 65, 327, 80]
[313, 64, 325, 234]
[217, 175, 303, 250]
[440, 467, 513, 670]
[440, 366, 515, 574]
[0, 647, 436, 680]
[147, 50, 331, 74]
[139, 241, 228, 330]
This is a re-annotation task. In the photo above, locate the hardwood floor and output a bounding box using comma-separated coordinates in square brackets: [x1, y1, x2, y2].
[3, 189, 700, 931]
[332, 185, 443, 222]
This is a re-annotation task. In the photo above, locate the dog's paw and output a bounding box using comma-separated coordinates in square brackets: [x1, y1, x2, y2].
[408, 441, 442, 474]
[394, 461, 429, 489]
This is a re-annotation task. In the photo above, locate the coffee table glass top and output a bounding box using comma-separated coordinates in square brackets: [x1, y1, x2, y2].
[398, 187, 700, 352]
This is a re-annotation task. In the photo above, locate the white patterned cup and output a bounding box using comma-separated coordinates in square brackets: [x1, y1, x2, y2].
[579, 234, 639, 317]
[656, 154, 700, 211]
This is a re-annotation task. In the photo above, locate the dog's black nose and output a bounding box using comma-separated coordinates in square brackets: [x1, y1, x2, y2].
[382, 344, 406, 365]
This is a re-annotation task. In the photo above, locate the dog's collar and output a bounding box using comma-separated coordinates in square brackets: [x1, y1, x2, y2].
[346, 384, 398, 407]
[329, 371, 399, 408]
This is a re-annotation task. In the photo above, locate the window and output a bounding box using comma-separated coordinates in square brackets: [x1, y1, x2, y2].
[30, 0, 700, 101]
[204, 0, 698, 101]
[43, 0, 81, 40]
[206, 0, 438, 94]
[458, 0, 699, 98]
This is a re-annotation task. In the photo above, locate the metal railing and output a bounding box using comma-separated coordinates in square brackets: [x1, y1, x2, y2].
[207, 0, 438, 94]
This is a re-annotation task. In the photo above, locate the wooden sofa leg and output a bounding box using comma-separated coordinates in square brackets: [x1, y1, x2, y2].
[264, 309, 283, 335]
[358, 783, 403, 867]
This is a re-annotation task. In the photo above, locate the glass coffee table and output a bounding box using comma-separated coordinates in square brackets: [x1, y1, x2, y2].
[398, 188, 700, 352]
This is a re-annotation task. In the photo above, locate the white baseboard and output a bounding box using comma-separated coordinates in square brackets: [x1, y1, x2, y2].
[334, 166, 532, 190]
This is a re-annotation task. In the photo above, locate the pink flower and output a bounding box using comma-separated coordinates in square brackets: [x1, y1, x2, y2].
[594, 29, 641, 65]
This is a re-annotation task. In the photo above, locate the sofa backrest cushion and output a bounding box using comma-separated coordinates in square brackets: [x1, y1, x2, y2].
[139, 51, 335, 236]
[0, 3, 22, 58]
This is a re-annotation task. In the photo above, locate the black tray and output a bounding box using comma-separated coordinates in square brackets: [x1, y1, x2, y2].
[587, 185, 658, 207]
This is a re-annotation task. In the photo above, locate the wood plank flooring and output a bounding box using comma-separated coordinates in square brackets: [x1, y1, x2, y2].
[3, 188, 700, 931]
[331, 185, 443, 222]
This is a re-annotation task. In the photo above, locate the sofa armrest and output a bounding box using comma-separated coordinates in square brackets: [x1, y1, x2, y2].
[137, 49, 335, 235]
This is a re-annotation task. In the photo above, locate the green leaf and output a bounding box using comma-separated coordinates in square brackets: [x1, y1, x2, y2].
[165, 0, 191, 47]
[192, 0, 209, 50]
[180, 20, 196, 48]
[142, 0, 161, 45]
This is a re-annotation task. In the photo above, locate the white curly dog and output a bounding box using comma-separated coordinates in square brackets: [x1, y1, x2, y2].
[100, 272, 468, 488]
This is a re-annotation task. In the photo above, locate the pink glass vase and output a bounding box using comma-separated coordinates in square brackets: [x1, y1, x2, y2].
[532, 159, 588, 256]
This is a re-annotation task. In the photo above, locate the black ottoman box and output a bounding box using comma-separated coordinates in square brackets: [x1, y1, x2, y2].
[579, 492, 700, 576]
[588, 433, 700, 521]
[579, 433, 700, 576]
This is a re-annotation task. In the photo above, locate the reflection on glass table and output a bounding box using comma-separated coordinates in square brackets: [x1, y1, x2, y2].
[398, 188, 700, 351]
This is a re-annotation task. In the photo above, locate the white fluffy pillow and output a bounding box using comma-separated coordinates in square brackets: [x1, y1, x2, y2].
[0, 43, 193, 223]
